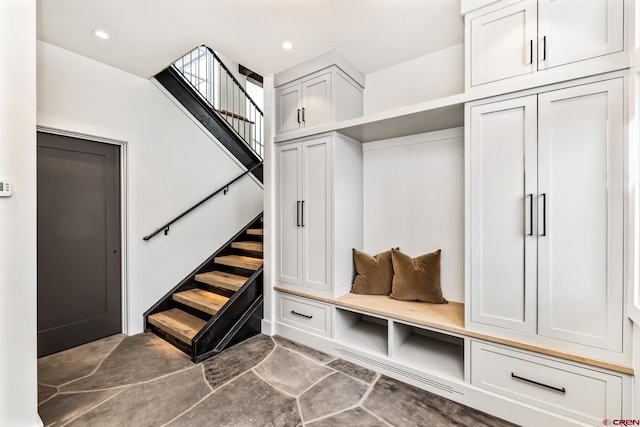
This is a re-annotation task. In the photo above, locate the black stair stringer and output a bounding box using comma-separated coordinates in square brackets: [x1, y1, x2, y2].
[192, 267, 264, 363]
[154, 66, 263, 183]
[194, 294, 263, 363]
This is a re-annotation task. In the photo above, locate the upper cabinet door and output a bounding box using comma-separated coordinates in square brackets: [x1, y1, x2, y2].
[537, 78, 624, 351]
[469, 0, 538, 86]
[468, 95, 538, 333]
[301, 72, 332, 128]
[276, 84, 302, 134]
[537, 0, 624, 70]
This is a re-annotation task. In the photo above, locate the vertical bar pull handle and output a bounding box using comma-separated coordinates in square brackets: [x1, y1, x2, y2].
[302, 107, 306, 123]
[542, 36, 547, 61]
[296, 201, 301, 227]
[529, 40, 534, 64]
[297, 109, 301, 124]
[526, 194, 533, 236]
[541, 193, 547, 236]
[301, 201, 305, 227]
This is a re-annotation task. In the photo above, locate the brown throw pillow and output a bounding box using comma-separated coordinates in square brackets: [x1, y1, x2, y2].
[351, 248, 397, 295]
[390, 248, 447, 304]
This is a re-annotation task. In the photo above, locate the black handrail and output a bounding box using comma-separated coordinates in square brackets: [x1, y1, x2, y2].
[143, 162, 263, 241]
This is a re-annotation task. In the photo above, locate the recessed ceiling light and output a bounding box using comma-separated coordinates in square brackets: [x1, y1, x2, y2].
[281, 41, 293, 50]
[93, 29, 110, 40]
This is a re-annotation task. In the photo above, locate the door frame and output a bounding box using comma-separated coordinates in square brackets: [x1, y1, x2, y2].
[36, 126, 130, 335]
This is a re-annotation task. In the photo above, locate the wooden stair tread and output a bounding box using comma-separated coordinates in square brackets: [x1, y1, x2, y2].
[215, 255, 263, 270]
[231, 241, 264, 252]
[247, 228, 263, 235]
[148, 308, 206, 344]
[195, 271, 247, 291]
[173, 289, 229, 315]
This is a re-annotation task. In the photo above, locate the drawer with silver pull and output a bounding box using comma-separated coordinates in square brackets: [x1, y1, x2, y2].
[470, 341, 623, 424]
[276, 293, 332, 337]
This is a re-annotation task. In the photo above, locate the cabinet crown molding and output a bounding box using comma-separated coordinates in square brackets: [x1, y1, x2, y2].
[274, 49, 365, 88]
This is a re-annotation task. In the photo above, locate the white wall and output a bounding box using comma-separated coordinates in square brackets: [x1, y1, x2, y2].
[0, 1, 39, 426]
[364, 44, 464, 115]
[37, 41, 263, 335]
[363, 128, 464, 303]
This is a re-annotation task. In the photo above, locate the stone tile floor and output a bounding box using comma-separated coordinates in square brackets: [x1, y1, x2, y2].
[38, 333, 518, 426]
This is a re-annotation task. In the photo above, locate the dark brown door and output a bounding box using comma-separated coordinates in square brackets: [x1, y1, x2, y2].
[37, 132, 121, 357]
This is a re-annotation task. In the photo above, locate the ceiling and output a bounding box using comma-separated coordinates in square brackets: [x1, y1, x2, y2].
[36, 0, 464, 79]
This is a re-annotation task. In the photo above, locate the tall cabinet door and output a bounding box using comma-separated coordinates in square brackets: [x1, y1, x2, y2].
[469, 95, 538, 333]
[301, 136, 332, 292]
[537, 78, 624, 351]
[276, 142, 303, 286]
[468, 0, 537, 86]
[537, 0, 624, 71]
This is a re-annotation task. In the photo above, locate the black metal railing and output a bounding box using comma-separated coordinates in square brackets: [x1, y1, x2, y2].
[173, 46, 264, 158]
[142, 162, 262, 241]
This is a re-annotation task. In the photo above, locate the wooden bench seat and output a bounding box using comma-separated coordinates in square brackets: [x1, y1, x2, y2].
[274, 286, 634, 375]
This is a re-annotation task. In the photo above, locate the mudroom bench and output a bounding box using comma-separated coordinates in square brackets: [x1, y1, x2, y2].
[273, 286, 634, 427]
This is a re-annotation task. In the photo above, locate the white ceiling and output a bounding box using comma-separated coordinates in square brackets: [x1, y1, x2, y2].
[36, 0, 464, 79]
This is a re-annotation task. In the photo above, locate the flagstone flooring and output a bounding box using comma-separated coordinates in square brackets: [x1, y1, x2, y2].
[37, 333, 518, 426]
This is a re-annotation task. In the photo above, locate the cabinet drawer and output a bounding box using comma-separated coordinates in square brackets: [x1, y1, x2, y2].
[471, 342, 622, 424]
[277, 293, 332, 337]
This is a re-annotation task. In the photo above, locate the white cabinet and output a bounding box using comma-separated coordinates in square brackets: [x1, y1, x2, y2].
[468, 0, 538, 87]
[468, 94, 538, 334]
[537, 0, 624, 71]
[275, 67, 363, 134]
[466, 0, 625, 88]
[275, 132, 363, 297]
[536, 79, 624, 351]
[471, 341, 624, 425]
[275, 72, 332, 133]
[467, 76, 626, 356]
[276, 136, 331, 292]
[276, 292, 332, 337]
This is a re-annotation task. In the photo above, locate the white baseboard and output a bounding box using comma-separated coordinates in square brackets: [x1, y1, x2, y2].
[261, 319, 273, 336]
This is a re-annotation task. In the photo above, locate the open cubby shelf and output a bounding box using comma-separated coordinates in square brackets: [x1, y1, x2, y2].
[334, 309, 388, 356]
[334, 306, 465, 381]
[392, 323, 465, 381]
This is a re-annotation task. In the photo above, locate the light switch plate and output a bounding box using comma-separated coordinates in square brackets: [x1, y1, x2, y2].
[0, 180, 12, 197]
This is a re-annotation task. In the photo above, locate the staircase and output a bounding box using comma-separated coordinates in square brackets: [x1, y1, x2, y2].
[155, 46, 264, 182]
[144, 214, 264, 362]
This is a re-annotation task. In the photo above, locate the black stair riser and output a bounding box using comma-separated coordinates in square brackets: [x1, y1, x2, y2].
[170, 300, 213, 320]
[231, 249, 264, 259]
[211, 264, 258, 278]
[147, 324, 192, 356]
[197, 283, 236, 298]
